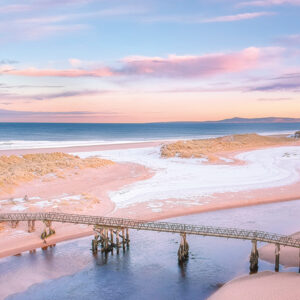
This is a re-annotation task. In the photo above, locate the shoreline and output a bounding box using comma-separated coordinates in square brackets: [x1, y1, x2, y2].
[1, 136, 300, 300]
[0, 141, 165, 156]
[1, 137, 300, 259]
[1, 183, 300, 259]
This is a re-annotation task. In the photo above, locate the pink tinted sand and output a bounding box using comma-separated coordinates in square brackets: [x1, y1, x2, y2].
[208, 271, 300, 300]
[1, 141, 300, 259]
[259, 232, 300, 268]
[1, 140, 300, 299]
[0, 141, 164, 156]
[0, 162, 153, 258]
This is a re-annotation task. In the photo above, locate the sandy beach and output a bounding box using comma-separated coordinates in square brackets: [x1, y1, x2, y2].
[1, 134, 300, 299]
[1, 134, 300, 257]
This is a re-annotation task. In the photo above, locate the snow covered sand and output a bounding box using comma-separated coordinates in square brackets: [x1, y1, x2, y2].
[73, 146, 300, 212]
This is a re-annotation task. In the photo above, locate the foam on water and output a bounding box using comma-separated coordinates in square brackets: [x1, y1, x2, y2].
[0, 140, 145, 151]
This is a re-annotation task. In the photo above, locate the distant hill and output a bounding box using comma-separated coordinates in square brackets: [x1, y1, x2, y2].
[211, 117, 300, 123]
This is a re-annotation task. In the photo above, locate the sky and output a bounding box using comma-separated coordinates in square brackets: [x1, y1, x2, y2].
[0, 0, 299, 123]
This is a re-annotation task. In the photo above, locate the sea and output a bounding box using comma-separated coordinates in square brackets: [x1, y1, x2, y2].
[0, 122, 300, 150]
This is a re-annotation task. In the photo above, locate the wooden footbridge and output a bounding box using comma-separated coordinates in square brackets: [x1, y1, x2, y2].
[1, 212, 300, 273]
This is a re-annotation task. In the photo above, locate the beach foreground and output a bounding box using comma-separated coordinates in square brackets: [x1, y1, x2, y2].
[1, 134, 300, 257]
[1, 133, 300, 299]
[208, 271, 300, 300]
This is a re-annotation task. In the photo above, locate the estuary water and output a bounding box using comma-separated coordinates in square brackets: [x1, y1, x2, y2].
[2, 200, 300, 300]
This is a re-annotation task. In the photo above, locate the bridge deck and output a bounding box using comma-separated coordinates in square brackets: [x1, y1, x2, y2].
[1, 212, 300, 248]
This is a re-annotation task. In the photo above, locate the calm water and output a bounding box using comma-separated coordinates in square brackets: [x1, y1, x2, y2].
[0, 122, 300, 142]
[2, 200, 300, 300]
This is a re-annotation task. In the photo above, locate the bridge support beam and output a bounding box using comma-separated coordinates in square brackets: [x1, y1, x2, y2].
[275, 244, 280, 272]
[249, 240, 259, 274]
[178, 233, 189, 262]
[116, 229, 120, 254]
[122, 229, 125, 250]
[93, 226, 125, 255]
[27, 220, 35, 233]
[92, 234, 99, 254]
[299, 248, 300, 273]
[126, 228, 130, 247]
[41, 220, 55, 240]
[11, 221, 19, 228]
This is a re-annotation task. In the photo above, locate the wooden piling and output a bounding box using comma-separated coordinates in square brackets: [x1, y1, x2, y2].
[249, 240, 259, 274]
[126, 228, 129, 247]
[275, 244, 280, 272]
[178, 233, 189, 262]
[27, 220, 35, 233]
[122, 229, 125, 250]
[116, 229, 120, 254]
[298, 248, 300, 273]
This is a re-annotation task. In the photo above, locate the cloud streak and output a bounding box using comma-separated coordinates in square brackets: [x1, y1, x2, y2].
[0, 47, 284, 79]
[0, 90, 109, 101]
[0, 109, 121, 120]
[201, 12, 275, 23]
[249, 72, 300, 91]
[275, 34, 300, 46]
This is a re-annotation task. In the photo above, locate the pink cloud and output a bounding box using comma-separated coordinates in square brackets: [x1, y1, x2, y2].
[3, 67, 115, 78]
[121, 47, 283, 77]
[0, 47, 284, 79]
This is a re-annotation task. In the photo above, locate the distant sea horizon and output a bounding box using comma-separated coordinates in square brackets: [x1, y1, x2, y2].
[0, 121, 300, 150]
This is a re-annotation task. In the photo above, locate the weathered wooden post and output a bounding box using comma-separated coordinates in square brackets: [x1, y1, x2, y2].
[275, 244, 280, 272]
[126, 228, 130, 247]
[27, 221, 31, 233]
[110, 229, 114, 254]
[27, 220, 35, 233]
[105, 228, 109, 252]
[298, 248, 300, 273]
[41, 220, 55, 240]
[99, 228, 104, 248]
[92, 234, 98, 254]
[249, 240, 259, 274]
[32, 220, 35, 232]
[178, 233, 189, 262]
[122, 228, 126, 250]
[116, 229, 120, 254]
[11, 221, 19, 228]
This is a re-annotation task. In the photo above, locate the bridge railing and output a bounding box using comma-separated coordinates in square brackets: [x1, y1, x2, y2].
[1, 212, 300, 248]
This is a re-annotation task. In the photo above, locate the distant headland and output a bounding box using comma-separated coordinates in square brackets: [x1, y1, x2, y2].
[207, 117, 300, 123]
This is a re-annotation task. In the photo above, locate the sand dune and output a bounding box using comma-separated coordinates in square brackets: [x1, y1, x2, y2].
[161, 133, 299, 161]
[0, 152, 114, 194]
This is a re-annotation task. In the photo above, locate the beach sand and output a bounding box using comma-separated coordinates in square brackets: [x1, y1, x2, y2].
[0, 161, 152, 258]
[1, 134, 300, 299]
[208, 271, 300, 300]
[1, 135, 300, 257]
